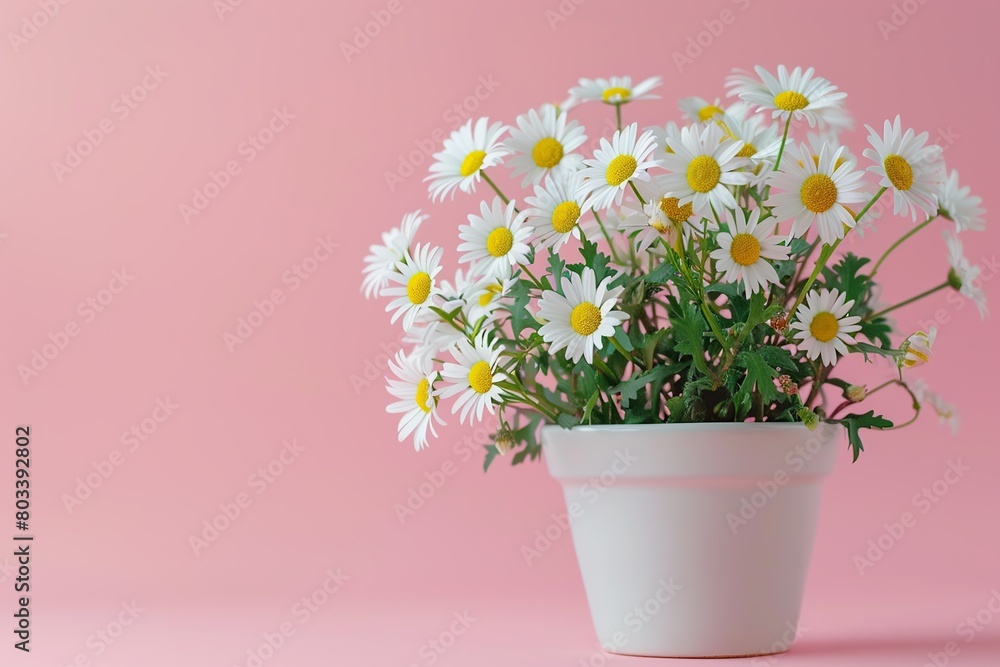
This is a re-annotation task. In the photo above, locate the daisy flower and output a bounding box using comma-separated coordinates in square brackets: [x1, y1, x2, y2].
[457, 197, 532, 280]
[618, 201, 681, 254]
[524, 172, 586, 251]
[726, 65, 846, 128]
[425, 117, 511, 202]
[361, 210, 426, 299]
[720, 104, 781, 165]
[900, 326, 936, 369]
[439, 332, 509, 424]
[907, 379, 960, 434]
[577, 123, 659, 212]
[465, 275, 516, 324]
[537, 267, 627, 364]
[679, 96, 725, 123]
[505, 105, 587, 187]
[805, 132, 855, 170]
[863, 115, 944, 221]
[937, 169, 985, 233]
[710, 207, 790, 298]
[567, 76, 661, 106]
[767, 142, 868, 245]
[383, 243, 444, 329]
[658, 122, 751, 217]
[945, 233, 988, 319]
[386, 350, 445, 450]
[647, 120, 683, 156]
[790, 288, 862, 366]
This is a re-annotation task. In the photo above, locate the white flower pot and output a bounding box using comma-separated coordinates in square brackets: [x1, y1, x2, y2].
[542, 422, 841, 658]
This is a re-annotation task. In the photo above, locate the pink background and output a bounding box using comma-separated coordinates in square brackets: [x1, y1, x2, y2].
[1, 0, 999, 664]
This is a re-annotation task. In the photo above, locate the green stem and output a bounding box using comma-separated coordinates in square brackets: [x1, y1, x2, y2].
[481, 171, 510, 206]
[772, 114, 793, 171]
[615, 103, 622, 131]
[867, 281, 949, 321]
[870, 212, 936, 278]
[628, 181, 646, 207]
[592, 355, 619, 382]
[518, 263, 546, 291]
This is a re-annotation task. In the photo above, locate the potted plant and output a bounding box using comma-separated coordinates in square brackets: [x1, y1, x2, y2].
[363, 66, 986, 658]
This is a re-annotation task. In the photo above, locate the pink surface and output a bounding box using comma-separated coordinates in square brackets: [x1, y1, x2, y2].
[1, 0, 998, 664]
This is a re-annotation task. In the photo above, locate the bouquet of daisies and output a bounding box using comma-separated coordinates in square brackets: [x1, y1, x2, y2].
[363, 67, 986, 468]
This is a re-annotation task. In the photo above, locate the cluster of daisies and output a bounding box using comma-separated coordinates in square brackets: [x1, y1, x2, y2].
[364, 67, 986, 452]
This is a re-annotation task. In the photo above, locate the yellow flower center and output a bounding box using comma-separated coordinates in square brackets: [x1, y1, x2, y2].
[809, 311, 839, 343]
[602, 86, 631, 102]
[800, 173, 838, 213]
[883, 154, 914, 191]
[414, 378, 432, 413]
[736, 142, 758, 158]
[477, 284, 502, 308]
[486, 227, 514, 257]
[459, 150, 487, 177]
[729, 233, 761, 266]
[659, 197, 692, 223]
[467, 360, 494, 394]
[686, 155, 721, 193]
[698, 105, 724, 121]
[551, 201, 581, 234]
[532, 137, 564, 169]
[406, 272, 431, 305]
[774, 90, 809, 112]
[570, 302, 603, 336]
[605, 154, 637, 186]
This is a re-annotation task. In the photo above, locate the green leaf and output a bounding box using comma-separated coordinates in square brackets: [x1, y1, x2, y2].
[735, 349, 780, 406]
[581, 389, 600, 424]
[672, 303, 712, 376]
[830, 410, 893, 462]
[821, 253, 872, 305]
[613, 325, 635, 352]
[483, 445, 499, 472]
[646, 260, 679, 285]
[609, 365, 671, 409]
[547, 251, 566, 291]
[509, 279, 537, 337]
[556, 413, 580, 429]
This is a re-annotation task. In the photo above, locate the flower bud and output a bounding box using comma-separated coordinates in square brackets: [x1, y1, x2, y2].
[900, 327, 936, 369]
[797, 407, 819, 431]
[770, 312, 789, 332]
[778, 374, 799, 396]
[845, 384, 867, 403]
[494, 426, 516, 456]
